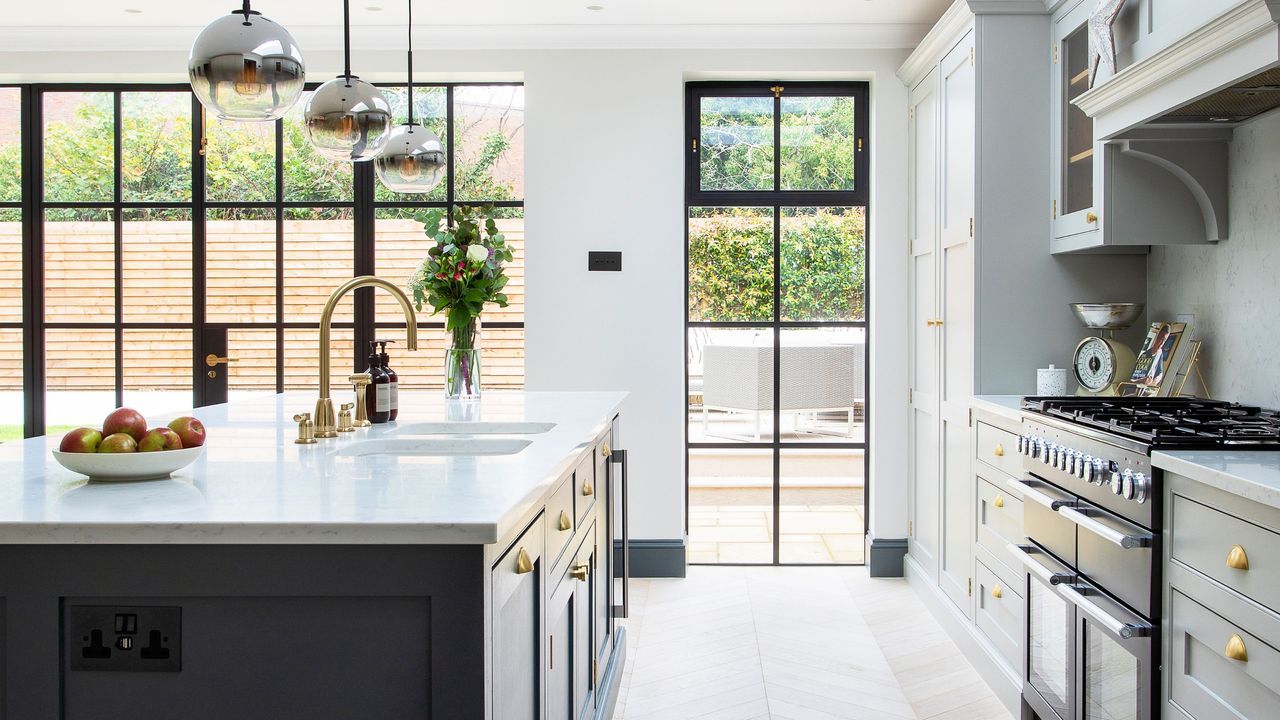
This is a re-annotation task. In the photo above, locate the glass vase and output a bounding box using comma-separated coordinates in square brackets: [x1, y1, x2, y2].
[445, 316, 481, 399]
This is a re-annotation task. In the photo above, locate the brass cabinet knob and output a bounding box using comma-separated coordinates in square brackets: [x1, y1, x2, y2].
[570, 563, 590, 582]
[558, 510, 571, 532]
[582, 476, 594, 497]
[515, 547, 533, 575]
[991, 585, 1003, 599]
[994, 495, 1005, 509]
[1227, 544, 1250, 571]
[1225, 633, 1249, 662]
[1086, 212, 1098, 224]
[994, 443, 1005, 457]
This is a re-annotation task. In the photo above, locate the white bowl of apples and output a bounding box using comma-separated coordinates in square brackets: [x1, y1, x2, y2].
[52, 408, 207, 482]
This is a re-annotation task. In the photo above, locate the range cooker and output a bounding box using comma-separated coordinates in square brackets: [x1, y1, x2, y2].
[1010, 397, 1280, 720]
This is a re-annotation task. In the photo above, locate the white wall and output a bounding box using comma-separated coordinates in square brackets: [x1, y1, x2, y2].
[0, 44, 911, 547]
[1147, 109, 1280, 405]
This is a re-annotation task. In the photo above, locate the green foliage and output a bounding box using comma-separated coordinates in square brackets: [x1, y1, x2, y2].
[408, 204, 513, 348]
[688, 207, 865, 322]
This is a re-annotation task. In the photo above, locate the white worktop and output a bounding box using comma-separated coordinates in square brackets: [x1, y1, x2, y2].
[970, 395, 1025, 423]
[0, 390, 625, 545]
[1154, 450, 1280, 511]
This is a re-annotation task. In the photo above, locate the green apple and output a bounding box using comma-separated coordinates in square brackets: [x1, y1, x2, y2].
[138, 427, 183, 452]
[99, 433, 138, 453]
[59, 427, 103, 453]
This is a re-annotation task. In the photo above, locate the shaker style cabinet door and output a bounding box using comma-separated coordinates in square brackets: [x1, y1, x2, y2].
[492, 518, 545, 720]
[1050, 0, 1102, 248]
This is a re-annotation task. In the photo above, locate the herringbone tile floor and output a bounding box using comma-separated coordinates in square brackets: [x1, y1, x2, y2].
[615, 567, 1014, 720]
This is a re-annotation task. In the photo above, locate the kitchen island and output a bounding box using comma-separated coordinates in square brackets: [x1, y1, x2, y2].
[0, 390, 628, 720]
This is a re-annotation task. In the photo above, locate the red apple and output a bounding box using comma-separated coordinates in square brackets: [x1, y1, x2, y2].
[99, 433, 138, 453]
[59, 427, 103, 453]
[102, 407, 147, 442]
[167, 416, 206, 448]
[138, 427, 183, 452]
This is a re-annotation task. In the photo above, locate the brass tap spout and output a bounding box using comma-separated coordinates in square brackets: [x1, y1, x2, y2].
[314, 276, 418, 437]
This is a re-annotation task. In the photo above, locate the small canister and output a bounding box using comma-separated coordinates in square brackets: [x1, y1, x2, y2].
[1037, 364, 1068, 396]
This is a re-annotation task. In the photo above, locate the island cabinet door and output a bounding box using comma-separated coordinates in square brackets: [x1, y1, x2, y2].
[571, 525, 597, 720]
[547, 576, 574, 720]
[492, 517, 545, 720]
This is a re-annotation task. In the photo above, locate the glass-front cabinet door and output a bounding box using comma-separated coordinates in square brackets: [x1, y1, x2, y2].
[1051, 0, 1103, 250]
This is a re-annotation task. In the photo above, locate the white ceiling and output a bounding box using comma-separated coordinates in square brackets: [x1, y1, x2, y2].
[5, 0, 952, 28]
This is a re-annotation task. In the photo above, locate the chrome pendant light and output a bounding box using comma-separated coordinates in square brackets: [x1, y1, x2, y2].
[304, 0, 392, 161]
[375, 0, 445, 193]
[189, 0, 306, 121]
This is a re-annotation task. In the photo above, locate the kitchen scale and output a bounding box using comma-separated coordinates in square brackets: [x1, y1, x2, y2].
[1070, 302, 1144, 396]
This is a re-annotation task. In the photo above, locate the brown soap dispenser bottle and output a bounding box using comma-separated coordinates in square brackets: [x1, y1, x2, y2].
[365, 342, 391, 424]
[377, 340, 399, 421]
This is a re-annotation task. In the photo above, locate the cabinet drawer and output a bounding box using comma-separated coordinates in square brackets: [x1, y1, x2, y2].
[975, 559, 1022, 676]
[493, 516, 543, 609]
[1172, 494, 1280, 613]
[1169, 589, 1280, 720]
[977, 473, 1024, 581]
[574, 454, 597, 526]
[545, 475, 575, 565]
[975, 421, 1020, 478]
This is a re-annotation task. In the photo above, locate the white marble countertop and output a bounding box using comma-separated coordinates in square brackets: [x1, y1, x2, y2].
[970, 395, 1025, 423]
[0, 390, 625, 545]
[1154, 450, 1280, 511]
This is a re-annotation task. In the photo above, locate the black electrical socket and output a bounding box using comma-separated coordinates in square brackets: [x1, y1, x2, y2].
[68, 605, 181, 672]
[588, 251, 622, 272]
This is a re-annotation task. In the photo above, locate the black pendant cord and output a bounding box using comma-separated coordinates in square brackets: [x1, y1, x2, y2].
[406, 0, 415, 126]
[239, 0, 253, 23]
[343, 0, 353, 78]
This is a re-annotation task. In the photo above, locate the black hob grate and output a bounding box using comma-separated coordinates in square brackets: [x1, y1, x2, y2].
[1021, 396, 1280, 449]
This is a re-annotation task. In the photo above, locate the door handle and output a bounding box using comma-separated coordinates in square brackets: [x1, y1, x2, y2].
[611, 447, 630, 619]
[1005, 477, 1069, 511]
[1057, 505, 1151, 549]
[1060, 584, 1150, 639]
[1007, 543, 1074, 586]
[205, 354, 237, 367]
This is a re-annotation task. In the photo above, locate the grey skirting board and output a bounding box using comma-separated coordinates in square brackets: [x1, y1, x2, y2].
[614, 538, 687, 578]
[869, 537, 907, 577]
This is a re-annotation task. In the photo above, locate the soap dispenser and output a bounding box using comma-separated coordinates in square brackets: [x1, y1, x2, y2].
[377, 340, 400, 421]
[365, 342, 391, 424]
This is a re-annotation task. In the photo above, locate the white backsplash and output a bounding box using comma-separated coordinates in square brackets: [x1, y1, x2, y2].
[1147, 110, 1280, 405]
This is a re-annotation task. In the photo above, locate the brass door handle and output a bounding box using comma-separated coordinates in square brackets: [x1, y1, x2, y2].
[1227, 544, 1249, 570]
[1225, 633, 1248, 662]
[991, 585, 1003, 599]
[1086, 212, 1098, 224]
[994, 495, 1005, 509]
[994, 443, 1005, 457]
[570, 563, 589, 582]
[205, 354, 236, 367]
[558, 510, 571, 532]
[515, 547, 533, 574]
[582, 476, 594, 497]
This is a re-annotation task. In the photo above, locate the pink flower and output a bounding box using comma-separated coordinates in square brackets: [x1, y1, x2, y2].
[456, 261, 465, 270]
[453, 272, 463, 281]
[435, 272, 447, 280]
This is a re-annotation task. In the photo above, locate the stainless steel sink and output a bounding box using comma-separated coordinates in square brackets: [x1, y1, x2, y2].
[331, 438, 533, 457]
[388, 421, 556, 436]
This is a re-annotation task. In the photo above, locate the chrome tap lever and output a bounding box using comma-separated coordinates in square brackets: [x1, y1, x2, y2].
[349, 373, 372, 427]
[292, 413, 317, 445]
[337, 403, 355, 433]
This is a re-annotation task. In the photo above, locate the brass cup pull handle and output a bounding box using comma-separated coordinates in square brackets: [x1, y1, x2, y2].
[601, 443, 611, 459]
[205, 353, 237, 367]
[994, 443, 1005, 457]
[1225, 633, 1249, 662]
[515, 548, 533, 575]
[1086, 212, 1098, 224]
[558, 510, 571, 532]
[1227, 544, 1250, 571]
[570, 563, 589, 582]
[582, 477, 594, 497]
[994, 495, 1005, 509]
[991, 585, 1003, 599]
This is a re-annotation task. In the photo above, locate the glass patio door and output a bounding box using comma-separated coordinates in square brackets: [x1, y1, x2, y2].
[684, 82, 869, 565]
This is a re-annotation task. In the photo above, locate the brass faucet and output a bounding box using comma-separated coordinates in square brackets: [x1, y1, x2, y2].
[314, 276, 418, 437]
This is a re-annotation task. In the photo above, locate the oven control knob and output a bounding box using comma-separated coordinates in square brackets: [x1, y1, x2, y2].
[1113, 469, 1130, 496]
[1059, 449, 1071, 472]
[1095, 459, 1108, 485]
[1064, 451, 1075, 474]
[1077, 454, 1089, 480]
[1031, 438, 1042, 459]
[1017, 435, 1025, 454]
[1131, 472, 1149, 504]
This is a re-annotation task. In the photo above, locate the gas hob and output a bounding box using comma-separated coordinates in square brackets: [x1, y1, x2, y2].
[1021, 396, 1280, 450]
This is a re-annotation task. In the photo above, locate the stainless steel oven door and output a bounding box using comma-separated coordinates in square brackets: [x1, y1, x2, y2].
[1062, 499, 1156, 619]
[1062, 578, 1155, 720]
[1009, 542, 1076, 720]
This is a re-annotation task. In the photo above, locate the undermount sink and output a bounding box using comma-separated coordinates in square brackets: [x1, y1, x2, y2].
[332, 438, 533, 457]
[388, 421, 556, 436]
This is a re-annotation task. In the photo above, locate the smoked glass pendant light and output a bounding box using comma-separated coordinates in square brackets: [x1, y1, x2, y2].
[375, 0, 446, 193]
[189, 0, 306, 121]
[304, 0, 392, 161]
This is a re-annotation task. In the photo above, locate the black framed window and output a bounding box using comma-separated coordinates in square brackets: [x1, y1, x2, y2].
[684, 81, 869, 566]
[1, 82, 523, 439]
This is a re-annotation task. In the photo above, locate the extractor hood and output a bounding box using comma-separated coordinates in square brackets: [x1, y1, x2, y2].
[1074, 0, 1280, 138]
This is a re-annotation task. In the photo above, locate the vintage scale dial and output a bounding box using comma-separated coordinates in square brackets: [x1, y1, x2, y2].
[1074, 336, 1117, 393]
[1069, 303, 1143, 396]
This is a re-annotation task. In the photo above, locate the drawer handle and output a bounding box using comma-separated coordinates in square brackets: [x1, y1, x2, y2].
[582, 476, 594, 497]
[515, 547, 533, 575]
[994, 495, 1005, 509]
[1225, 634, 1249, 662]
[1227, 544, 1250, 571]
[991, 584, 1003, 599]
[558, 510, 571, 532]
[601, 443, 611, 458]
[570, 563, 590, 582]
[993, 443, 1004, 457]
